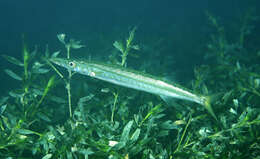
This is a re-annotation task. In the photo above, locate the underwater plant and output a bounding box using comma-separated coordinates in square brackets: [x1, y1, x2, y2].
[0, 38, 56, 157]
[56, 33, 85, 118]
[0, 9, 260, 158]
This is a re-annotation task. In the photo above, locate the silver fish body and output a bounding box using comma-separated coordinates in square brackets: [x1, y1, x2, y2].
[50, 58, 216, 119]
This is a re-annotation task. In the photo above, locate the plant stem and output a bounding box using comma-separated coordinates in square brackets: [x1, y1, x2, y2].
[174, 114, 192, 153]
[66, 46, 73, 118]
[67, 81, 72, 117]
[111, 92, 118, 123]
[47, 61, 64, 78]
[110, 27, 137, 123]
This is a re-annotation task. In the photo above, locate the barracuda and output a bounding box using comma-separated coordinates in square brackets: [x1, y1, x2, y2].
[50, 58, 216, 119]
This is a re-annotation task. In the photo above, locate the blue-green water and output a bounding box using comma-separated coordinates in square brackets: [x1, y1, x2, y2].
[1, 0, 259, 92]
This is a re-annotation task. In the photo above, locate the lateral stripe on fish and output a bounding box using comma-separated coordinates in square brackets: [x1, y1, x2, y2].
[50, 58, 217, 119]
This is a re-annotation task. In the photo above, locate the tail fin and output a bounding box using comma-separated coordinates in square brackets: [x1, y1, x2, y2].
[203, 96, 217, 121]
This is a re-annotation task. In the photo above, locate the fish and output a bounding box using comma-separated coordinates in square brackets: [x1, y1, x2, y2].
[50, 58, 217, 120]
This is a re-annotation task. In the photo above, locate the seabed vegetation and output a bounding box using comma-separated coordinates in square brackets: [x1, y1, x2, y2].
[0, 11, 260, 159]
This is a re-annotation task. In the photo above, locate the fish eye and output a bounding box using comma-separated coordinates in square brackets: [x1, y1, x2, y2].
[69, 61, 76, 67]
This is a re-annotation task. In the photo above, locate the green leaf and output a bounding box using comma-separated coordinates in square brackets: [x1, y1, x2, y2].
[131, 45, 140, 50]
[113, 141, 126, 150]
[0, 104, 7, 114]
[9, 91, 23, 98]
[2, 55, 24, 67]
[42, 154, 52, 159]
[18, 129, 36, 135]
[126, 27, 137, 47]
[158, 130, 169, 137]
[1, 116, 10, 129]
[222, 90, 233, 104]
[160, 120, 177, 130]
[32, 62, 50, 74]
[66, 151, 73, 159]
[37, 112, 51, 122]
[57, 34, 66, 44]
[32, 68, 50, 74]
[70, 39, 85, 49]
[130, 128, 140, 142]
[120, 120, 134, 142]
[79, 148, 94, 157]
[32, 88, 44, 96]
[113, 41, 124, 53]
[141, 103, 163, 124]
[4, 69, 22, 81]
[51, 51, 61, 58]
[78, 94, 95, 104]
